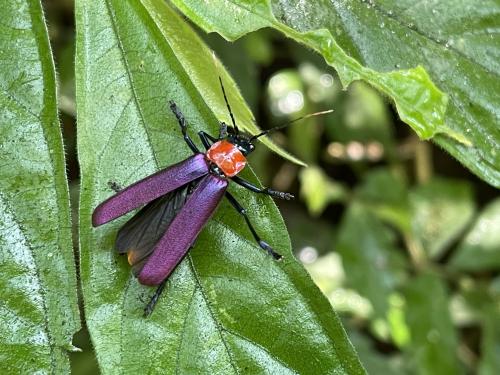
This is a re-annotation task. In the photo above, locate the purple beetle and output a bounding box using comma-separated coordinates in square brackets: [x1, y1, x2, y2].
[92, 78, 331, 316]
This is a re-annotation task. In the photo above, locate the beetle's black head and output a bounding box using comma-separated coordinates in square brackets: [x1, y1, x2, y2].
[226, 126, 255, 156]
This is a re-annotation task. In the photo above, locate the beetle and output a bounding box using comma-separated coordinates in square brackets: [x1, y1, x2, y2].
[92, 78, 331, 316]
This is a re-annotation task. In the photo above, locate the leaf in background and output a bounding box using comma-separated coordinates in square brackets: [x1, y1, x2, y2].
[76, 0, 364, 373]
[299, 166, 347, 217]
[449, 198, 500, 272]
[304, 253, 374, 321]
[356, 168, 411, 234]
[386, 294, 411, 349]
[348, 330, 406, 375]
[172, 0, 500, 187]
[409, 178, 475, 259]
[479, 308, 500, 375]
[459, 280, 500, 375]
[267, 69, 321, 164]
[325, 81, 394, 149]
[403, 273, 462, 374]
[0, 0, 79, 372]
[336, 203, 407, 319]
[282, 205, 334, 256]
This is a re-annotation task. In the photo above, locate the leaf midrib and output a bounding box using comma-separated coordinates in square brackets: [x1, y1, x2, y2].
[188, 256, 240, 375]
[103, 0, 160, 169]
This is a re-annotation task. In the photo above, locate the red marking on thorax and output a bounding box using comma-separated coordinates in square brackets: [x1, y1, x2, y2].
[206, 140, 247, 177]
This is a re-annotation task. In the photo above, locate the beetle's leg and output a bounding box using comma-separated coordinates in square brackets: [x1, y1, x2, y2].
[231, 176, 294, 200]
[107, 181, 122, 193]
[225, 191, 283, 260]
[198, 131, 216, 150]
[197, 123, 225, 151]
[143, 278, 168, 318]
[168, 100, 200, 154]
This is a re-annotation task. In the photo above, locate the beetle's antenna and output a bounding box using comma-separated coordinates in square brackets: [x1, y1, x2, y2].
[212, 51, 239, 134]
[219, 76, 239, 134]
[250, 109, 333, 141]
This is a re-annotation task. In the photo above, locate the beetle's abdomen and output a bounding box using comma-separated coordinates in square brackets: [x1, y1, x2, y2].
[206, 140, 246, 177]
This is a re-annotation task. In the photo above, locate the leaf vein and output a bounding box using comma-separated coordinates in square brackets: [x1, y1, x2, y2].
[0, 87, 40, 120]
[174, 286, 198, 375]
[187, 255, 240, 375]
[222, 328, 299, 374]
[118, 276, 134, 375]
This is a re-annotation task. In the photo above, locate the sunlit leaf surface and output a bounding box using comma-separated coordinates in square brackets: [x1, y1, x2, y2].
[76, 0, 364, 373]
[0, 0, 79, 372]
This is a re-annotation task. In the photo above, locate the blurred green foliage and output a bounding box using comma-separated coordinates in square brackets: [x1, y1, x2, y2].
[41, 0, 500, 374]
[205, 24, 499, 375]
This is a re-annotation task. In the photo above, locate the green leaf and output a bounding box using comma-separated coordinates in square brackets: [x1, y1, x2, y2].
[76, 0, 364, 373]
[336, 203, 407, 319]
[449, 198, 500, 271]
[325, 81, 394, 148]
[306, 254, 374, 320]
[386, 294, 411, 348]
[172, 0, 500, 187]
[203, 33, 260, 112]
[357, 168, 411, 234]
[299, 166, 347, 217]
[348, 330, 406, 375]
[359, 173, 477, 262]
[267, 69, 320, 164]
[459, 280, 500, 375]
[409, 178, 475, 259]
[403, 273, 462, 375]
[479, 307, 500, 375]
[0, 0, 79, 372]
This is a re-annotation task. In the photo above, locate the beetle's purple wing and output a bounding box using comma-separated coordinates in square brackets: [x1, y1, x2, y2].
[92, 154, 208, 226]
[138, 174, 228, 286]
[115, 181, 196, 276]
